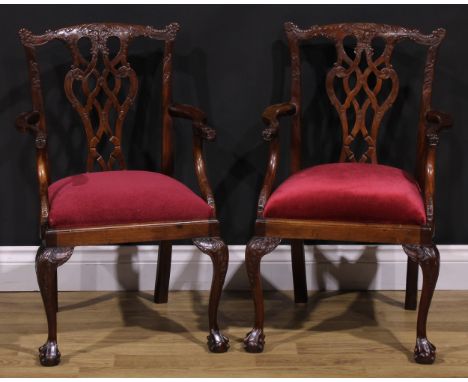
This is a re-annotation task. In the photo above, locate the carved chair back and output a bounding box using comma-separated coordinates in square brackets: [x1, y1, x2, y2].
[19, 23, 179, 173]
[284, 22, 445, 169]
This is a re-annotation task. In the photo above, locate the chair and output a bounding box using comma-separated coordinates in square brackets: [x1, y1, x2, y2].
[243, 22, 452, 364]
[16, 23, 229, 366]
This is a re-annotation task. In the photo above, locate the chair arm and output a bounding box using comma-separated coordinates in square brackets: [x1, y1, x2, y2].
[16, 110, 47, 148]
[420, 110, 453, 227]
[15, 110, 50, 236]
[256, 103, 296, 216]
[262, 102, 296, 141]
[168, 103, 216, 141]
[425, 110, 453, 143]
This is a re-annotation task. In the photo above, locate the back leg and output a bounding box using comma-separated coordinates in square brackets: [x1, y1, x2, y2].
[405, 256, 419, 310]
[291, 240, 307, 303]
[154, 241, 172, 304]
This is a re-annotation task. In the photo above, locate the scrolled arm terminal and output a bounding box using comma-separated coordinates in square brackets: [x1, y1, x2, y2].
[169, 103, 216, 140]
[425, 110, 453, 145]
[261, 102, 296, 141]
[16, 110, 47, 149]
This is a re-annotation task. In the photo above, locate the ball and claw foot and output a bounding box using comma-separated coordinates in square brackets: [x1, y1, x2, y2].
[207, 329, 229, 353]
[39, 341, 61, 366]
[414, 337, 436, 364]
[243, 328, 265, 353]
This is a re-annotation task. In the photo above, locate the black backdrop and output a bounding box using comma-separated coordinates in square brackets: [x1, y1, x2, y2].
[1, 4, 466, 245]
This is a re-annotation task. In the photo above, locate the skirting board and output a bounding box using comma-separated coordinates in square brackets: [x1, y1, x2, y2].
[0, 245, 467, 291]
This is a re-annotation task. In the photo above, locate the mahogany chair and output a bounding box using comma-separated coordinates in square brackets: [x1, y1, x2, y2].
[244, 22, 452, 364]
[16, 23, 229, 366]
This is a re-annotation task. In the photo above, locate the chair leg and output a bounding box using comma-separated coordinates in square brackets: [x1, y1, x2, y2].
[36, 246, 74, 367]
[54, 270, 58, 313]
[405, 256, 419, 310]
[193, 237, 230, 353]
[243, 236, 281, 353]
[403, 244, 439, 364]
[154, 241, 172, 304]
[291, 240, 308, 303]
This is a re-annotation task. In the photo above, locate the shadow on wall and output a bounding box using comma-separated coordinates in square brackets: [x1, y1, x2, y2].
[110, 243, 381, 290]
[108, 244, 383, 331]
[313, 245, 378, 291]
[49, 244, 401, 358]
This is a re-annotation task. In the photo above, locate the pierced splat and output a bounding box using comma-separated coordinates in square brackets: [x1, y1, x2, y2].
[326, 35, 399, 163]
[64, 34, 138, 170]
[19, 23, 180, 171]
[284, 22, 446, 164]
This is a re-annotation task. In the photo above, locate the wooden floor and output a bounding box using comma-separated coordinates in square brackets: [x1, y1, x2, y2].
[0, 290, 467, 377]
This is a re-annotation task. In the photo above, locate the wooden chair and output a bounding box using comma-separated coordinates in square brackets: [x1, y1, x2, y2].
[243, 22, 452, 364]
[16, 23, 229, 366]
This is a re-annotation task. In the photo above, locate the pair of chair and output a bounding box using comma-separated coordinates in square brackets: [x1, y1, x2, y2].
[17, 22, 451, 367]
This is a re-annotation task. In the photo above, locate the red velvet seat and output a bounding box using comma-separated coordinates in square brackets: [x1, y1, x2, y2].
[48, 170, 213, 228]
[263, 163, 426, 225]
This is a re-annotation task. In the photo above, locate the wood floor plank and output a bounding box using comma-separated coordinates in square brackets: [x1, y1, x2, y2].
[0, 290, 467, 377]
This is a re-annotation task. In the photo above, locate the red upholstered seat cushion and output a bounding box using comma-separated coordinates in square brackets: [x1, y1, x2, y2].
[48, 170, 213, 228]
[263, 163, 426, 225]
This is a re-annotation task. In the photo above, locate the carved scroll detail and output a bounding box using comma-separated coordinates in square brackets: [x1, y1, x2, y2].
[403, 244, 436, 263]
[36, 246, 74, 268]
[193, 237, 229, 281]
[245, 236, 281, 293]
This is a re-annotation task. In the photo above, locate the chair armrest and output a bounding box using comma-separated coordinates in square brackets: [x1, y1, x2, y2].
[425, 110, 453, 143]
[262, 102, 296, 141]
[15, 110, 50, 235]
[420, 110, 453, 227]
[168, 103, 216, 140]
[16, 110, 47, 148]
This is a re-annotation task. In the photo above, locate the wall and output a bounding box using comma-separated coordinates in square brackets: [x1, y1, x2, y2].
[2, 245, 467, 291]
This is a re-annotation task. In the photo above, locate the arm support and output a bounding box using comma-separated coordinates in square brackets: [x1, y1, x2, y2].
[16, 110, 50, 236]
[257, 102, 297, 216]
[421, 110, 453, 227]
[168, 103, 217, 213]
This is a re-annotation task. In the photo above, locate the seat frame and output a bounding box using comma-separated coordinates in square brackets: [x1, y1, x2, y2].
[17, 22, 229, 366]
[243, 22, 452, 364]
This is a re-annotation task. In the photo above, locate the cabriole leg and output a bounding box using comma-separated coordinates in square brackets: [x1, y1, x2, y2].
[36, 246, 74, 366]
[193, 237, 229, 353]
[243, 236, 281, 353]
[403, 244, 439, 364]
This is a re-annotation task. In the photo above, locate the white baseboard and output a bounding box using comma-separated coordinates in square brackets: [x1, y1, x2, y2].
[0, 245, 466, 291]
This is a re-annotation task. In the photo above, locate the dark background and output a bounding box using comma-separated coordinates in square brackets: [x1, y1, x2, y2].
[0, 5, 466, 245]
